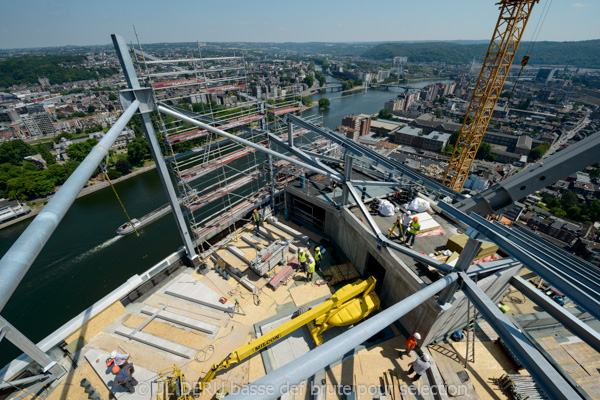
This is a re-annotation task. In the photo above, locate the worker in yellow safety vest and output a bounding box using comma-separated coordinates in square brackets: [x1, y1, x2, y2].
[404, 216, 420, 249]
[314, 246, 322, 271]
[298, 249, 307, 271]
[252, 209, 260, 232]
[307, 257, 316, 281]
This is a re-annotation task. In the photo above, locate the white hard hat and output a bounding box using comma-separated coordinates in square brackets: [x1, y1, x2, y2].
[110, 350, 117, 358]
[309, 257, 314, 262]
[414, 332, 421, 340]
[406, 210, 412, 215]
[422, 353, 430, 362]
[299, 249, 304, 253]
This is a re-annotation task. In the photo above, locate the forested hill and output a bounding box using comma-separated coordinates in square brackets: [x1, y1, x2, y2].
[363, 40, 600, 68]
[0, 55, 118, 87]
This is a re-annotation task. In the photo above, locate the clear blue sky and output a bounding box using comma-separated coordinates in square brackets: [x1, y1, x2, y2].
[1, 0, 598, 49]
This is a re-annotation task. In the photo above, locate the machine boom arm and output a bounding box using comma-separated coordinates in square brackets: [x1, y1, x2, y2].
[199, 277, 378, 391]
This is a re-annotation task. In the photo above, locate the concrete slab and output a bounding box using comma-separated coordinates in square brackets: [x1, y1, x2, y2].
[271, 220, 311, 245]
[114, 326, 197, 359]
[140, 305, 218, 335]
[258, 314, 314, 373]
[84, 348, 157, 400]
[165, 275, 235, 313]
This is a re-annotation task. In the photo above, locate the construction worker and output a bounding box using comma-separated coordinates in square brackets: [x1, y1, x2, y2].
[307, 257, 316, 281]
[109, 349, 131, 367]
[112, 363, 138, 393]
[314, 246, 322, 271]
[298, 249, 307, 271]
[252, 209, 260, 232]
[404, 216, 421, 249]
[407, 353, 431, 382]
[399, 332, 421, 360]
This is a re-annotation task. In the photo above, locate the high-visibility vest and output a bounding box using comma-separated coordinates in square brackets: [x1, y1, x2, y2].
[314, 249, 322, 261]
[252, 211, 260, 222]
[409, 221, 421, 235]
[307, 261, 316, 273]
[298, 252, 306, 263]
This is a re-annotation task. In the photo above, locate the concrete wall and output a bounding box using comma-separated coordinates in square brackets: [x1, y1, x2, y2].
[284, 187, 521, 345]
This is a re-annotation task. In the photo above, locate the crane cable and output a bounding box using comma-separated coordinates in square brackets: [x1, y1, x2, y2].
[504, 0, 553, 110]
[101, 160, 140, 237]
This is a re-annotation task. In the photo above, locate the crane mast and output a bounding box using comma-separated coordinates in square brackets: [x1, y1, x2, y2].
[443, 0, 539, 192]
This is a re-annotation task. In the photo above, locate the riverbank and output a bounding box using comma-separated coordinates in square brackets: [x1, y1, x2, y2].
[0, 163, 157, 230]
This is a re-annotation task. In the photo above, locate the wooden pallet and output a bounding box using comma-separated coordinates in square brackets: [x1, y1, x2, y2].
[324, 262, 360, 286]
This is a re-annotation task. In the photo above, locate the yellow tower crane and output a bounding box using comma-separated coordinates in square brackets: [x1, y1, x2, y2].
[443, 0, 539, 192]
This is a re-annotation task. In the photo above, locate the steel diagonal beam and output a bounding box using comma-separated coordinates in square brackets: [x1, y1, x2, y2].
[345, 182, 383, 239]
[302, 149, 342, 164]
[285, 114, 462, 200]
[469, 213, 600, 293]
[158, 106, 341, 181]
[459, 272, 581, 400]
[267, 133, 343, 181]
[438, 201, 600, 321]
[223, 273, 459, 400]
[511, 275, 600, 355]
[0, 100, 140, 311]
[349, 180, 401, 188]
[382, 238, 454, 273]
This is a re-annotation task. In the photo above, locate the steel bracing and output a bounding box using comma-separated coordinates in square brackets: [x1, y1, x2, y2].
[443, 0, 538, 191]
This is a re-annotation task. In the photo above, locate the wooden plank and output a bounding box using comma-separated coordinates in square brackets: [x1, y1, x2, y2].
[325, 262, 360, 286]
[430, 350, 464, 396]
[288, 283, 332, 307]
[64, 301, 127, 345]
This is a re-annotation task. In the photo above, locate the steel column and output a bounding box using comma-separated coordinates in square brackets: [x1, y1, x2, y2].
[459, 272, 581, 400]
[287, 121, 294, 147]
[341, 154, 353, 205]
[345, 183, 383, 239]
[511, 275, 600, 355]
[0, 100, 140, 311]
[223, 273, 458, 400]
[112, 34, 198, 262]
[438, 236, 482, 304]
[0, 316, 64, 380]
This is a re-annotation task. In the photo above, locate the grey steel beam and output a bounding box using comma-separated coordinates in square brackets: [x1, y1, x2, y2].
[438, 235, 482, 304]
[302, 149, 342, 164]
[158, 105, 340, 181]
[459, 273, 581, 400]
[466, 257, 521, 277]
[286, 114, 462, 200]
[267, 133, 343, 180]
[0, 373, 50, 390]
[112, 34, 198, 262]
[350, 180, 401, 188]
[287, 121, 294, 147]
[341, 154, 353, 205]
[511, 275, 600, 355]
[0, 317, 64, 380]
[345, 183, 383, 239]
[223, 273, 458, 400]
[0, 100, 140, 311]
[468, 213, 600, 296]
[381, 238, 455, 273]
[438, 201, 600, 322]
[457, 130, 600, 216]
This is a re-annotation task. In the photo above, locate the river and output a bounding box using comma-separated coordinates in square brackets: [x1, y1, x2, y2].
[0, 74, 451, 367]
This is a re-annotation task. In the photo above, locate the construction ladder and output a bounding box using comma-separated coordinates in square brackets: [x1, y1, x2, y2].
[465, 298, 477, 367]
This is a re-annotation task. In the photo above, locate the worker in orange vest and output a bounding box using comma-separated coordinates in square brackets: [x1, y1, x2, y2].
[399, 332, 421, 360]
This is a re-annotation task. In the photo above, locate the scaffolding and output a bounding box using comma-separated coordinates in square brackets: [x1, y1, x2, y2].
[127, 37, 325, 246]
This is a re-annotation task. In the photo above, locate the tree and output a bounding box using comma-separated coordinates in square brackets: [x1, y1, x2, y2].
[517, 97, 532, 110]
[314, 71, 326, 87]
[87, 105, 96, 114]
[449, 130, 460, 146]
[378, 109, 393, 120]
[458, 114, 473, 125]
[35, 144, 56, 165]
[115, 159, 132, 175]
[435, 107, 443, 118]
[303, 75, 314, 88]
[476, 142, 496, 161]
[550, 207, 567, 217]
[318, 98, 330, 110]
[66, 139, 98, 162]
[530, 142, 550, 160]
[108, 93, 118, 101]
[561, 191, 578, 209]
[107, 168, 121, 180]
[301, 97, 313, 106]
[56, 113, 66, 119]
[126, 137, 150, 166]
[441, 144, 454, 155]
[308, 61, 315, 71]
[0, 140, 34, 165]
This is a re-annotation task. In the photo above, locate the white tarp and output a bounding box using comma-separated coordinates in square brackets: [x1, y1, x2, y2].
[406, 197, 431, 213]
[378, 199, 395, 216]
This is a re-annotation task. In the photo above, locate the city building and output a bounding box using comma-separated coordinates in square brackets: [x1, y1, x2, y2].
[341, 114, 371, 137]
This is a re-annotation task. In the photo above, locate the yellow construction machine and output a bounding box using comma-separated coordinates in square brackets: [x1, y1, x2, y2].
[156, 364, 193, 400]
[198, 276, 380, 392]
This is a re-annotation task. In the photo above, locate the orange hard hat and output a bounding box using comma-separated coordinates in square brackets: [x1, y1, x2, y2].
[413, 216, 419, 221]
[253, 209, 257, 212]
[112, 365, 120, 374]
